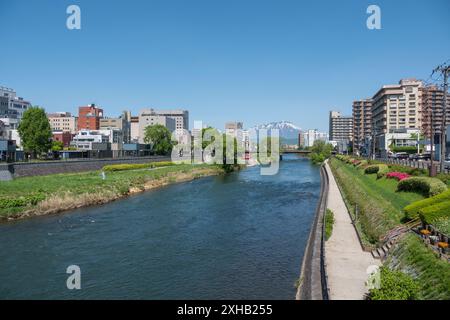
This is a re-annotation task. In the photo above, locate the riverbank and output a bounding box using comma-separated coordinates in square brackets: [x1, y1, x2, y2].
[0, 163, 226, 221]
[328, 156, 450, 300]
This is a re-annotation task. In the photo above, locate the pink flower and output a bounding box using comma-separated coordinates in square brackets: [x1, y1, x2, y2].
[386, 172, 410, 181]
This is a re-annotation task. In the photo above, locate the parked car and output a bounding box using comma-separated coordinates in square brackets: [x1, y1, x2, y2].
[394, 152, 409, 159]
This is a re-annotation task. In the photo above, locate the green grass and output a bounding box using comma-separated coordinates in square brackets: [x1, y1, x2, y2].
[325, 209, 334, 241]
[329, 158, 424, 244]
[386, 233, 450, 300]
[0, 163, 222, 219]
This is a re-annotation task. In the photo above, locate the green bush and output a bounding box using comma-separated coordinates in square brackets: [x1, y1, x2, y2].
[0, 193, 46, 209]
[418, 201, 450, 224]
[367, 267, 420, 300]
[103, 161, 175, 172]
[376, 164, 389, 179]
[436, 173, 450, 185]
[311, 153, 326, 164]
[365, 165, 380, 174]
[391, 146, 419, 154]
[397, 177, 447, 197]
[387, 164, 427, 176]
[325, 209, 334, 240]
[404, 189, 450, 220]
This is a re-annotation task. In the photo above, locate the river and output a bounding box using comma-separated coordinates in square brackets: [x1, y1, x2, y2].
[0, 154, 320, 299]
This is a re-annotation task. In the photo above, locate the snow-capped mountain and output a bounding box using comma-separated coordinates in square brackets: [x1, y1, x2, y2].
[251, 121, 301, 139]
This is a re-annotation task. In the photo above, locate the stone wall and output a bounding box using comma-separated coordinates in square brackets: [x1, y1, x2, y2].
[0, 156, 171, 180]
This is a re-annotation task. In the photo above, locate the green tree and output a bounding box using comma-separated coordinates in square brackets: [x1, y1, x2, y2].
[144, 124, 175, 155]
[310, 140, 333, 164]
[51, 140, 64, 151]
[18, 107, 52, 158]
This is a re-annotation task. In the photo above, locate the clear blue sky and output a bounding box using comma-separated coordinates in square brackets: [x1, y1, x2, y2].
[1, 0, 449, 132]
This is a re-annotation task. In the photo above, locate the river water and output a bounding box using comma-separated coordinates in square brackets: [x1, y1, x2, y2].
[0, 154, 320, 299]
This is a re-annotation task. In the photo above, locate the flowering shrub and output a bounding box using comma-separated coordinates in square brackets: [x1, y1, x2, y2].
[386, 172, 411, 181]
[437, 242, 448, 249]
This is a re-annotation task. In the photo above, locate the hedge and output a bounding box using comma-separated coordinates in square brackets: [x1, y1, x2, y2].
[364, 164, 389, 176]
[376, 164, 389, 178]
[103, 161, 175, 172]
[397, 177, 447, 197]
[404, 189, 450, 220]
[418, 201, 450, 224]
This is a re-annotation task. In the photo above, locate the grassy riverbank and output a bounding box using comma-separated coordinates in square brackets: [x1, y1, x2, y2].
[386, 233, 450, 300]
[0, 163, 226, 220]
[329, 157, 423, 245]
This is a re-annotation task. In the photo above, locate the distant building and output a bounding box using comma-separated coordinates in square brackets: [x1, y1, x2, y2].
[372, 79, 423, 156]
[130, 116, 139, 143]
[100, 111, 131, 143]
[48, 112, 78, 134]
[71, 130, 110, 150]
[0, 86, 32, 130]
[329, 111, 353, 143]
[52, 131, 73, 147]
[138, 109, 176, 143]
[419, 85, 450, 138]
[301, 129, 328, 148]
[77, 104, 104, 131]
[225, 121, 244, 143]
[352, 99, 372, 154]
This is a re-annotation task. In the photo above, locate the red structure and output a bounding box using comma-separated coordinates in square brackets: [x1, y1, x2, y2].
[52, 131, 73, 147]
[77, 104, 103, 131]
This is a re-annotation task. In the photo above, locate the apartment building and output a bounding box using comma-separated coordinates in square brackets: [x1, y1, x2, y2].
[138, 109, 176, 143]
[419, 85, 450, 139]
[329, 111, 353, 142]
[352, 99, 372, 153]
[371, 79, 423, 156]
[48, 112, 78, 134]
[78, 104, 104, 131]
[301, 129, 328, 148]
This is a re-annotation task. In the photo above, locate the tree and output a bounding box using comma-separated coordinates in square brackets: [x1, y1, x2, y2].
[18, 107, 52, 158]
[310, 140, 333, 164]
[144, 124, 175, 155]
[51, 140, 64, 151]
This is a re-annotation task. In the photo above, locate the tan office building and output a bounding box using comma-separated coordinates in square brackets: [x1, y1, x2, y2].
[47, 112, 78, 134]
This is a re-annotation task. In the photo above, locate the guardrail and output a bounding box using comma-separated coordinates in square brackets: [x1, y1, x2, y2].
[374, 157, 449, 174]
[296, 162, 330, 300]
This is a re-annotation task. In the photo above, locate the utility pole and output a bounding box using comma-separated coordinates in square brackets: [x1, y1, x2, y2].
[433, 63, 450, 173]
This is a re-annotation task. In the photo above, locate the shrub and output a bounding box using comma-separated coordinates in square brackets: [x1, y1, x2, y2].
[418, 201, 450, 224]
[0, 193, 46, 209]
[365, 165, 380, 174]
[391, 146, 419, 154]
[325, 209, 334, 240]
[367, 267, 420, 300]
[397, 177, 447, 197]
[357, 160, 368, 168]
[404, 189, 450, 220]
[103, 161, 175, 172]
[376, 164, 389, 178]
[387, 164, 427, 176]
[436, 173, 450, 185]
[386, 172, 411, 181]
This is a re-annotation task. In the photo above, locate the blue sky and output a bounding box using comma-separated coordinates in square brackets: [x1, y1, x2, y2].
[0, 0, 449, 132]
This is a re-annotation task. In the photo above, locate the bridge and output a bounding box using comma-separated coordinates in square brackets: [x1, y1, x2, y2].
[282, 149, 311, 154]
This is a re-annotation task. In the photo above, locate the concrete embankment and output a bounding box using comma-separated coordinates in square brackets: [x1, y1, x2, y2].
[296, 163, 329, 300]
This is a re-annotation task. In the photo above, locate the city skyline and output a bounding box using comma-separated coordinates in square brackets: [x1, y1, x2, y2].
[1, 0, 449, 131]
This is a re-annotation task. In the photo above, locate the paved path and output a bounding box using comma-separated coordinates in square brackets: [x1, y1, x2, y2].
[324, 161, 380, 300]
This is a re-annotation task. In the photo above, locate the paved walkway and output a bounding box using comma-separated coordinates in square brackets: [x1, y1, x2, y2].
[324, 161, 380, 300]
